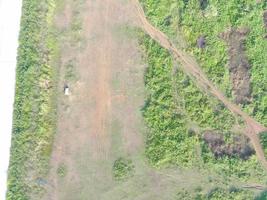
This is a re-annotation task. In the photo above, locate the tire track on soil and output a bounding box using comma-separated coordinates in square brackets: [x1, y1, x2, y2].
[132, 0, 267, 169]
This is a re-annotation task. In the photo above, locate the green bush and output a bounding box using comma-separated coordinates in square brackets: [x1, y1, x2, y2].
[112, 158, 135, 181]
[260, 131, 267, 156]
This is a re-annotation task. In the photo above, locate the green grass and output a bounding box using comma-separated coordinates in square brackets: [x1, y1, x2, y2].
[140, 0, 267, 125]
[7, 0, 58, 199]
[112, 158, 135, 181]
[140, 33, 267, 180]
[57, 164, 67, 177]
[138, 0, 267, 199]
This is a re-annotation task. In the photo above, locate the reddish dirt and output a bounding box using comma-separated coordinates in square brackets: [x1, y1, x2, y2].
[43, 0, 145, 199]
[131, 0, 267, 168]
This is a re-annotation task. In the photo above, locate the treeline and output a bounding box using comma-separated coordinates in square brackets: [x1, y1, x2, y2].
[7, 0, 57, 199]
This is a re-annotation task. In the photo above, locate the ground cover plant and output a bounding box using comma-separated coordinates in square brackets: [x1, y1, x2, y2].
[7, 0, 58, 199]
[139, 0, 267, 198]
[140, 0, 267, 125]
[140, 33, 267, 181]
[112, 158, 135, 181]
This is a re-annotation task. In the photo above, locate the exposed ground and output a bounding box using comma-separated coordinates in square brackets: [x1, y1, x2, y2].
[220, 27, 251, 104]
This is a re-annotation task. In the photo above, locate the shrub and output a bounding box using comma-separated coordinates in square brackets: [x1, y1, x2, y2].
[112, 158, 135, 181]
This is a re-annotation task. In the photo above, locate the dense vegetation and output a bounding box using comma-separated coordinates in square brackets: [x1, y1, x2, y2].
[141, 0, 267, 125]
[7, 0, 58, 199]
[140, 33, 267, 180]
[139, 0, 267, 199]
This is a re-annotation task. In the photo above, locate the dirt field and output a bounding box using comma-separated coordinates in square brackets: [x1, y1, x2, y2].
[42, 0, 215, 199]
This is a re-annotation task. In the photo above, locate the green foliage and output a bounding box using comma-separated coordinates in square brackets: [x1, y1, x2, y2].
[112, 158, 135, 181]
[57, 164, 67, 177]
[6, 0, 58, 199]
[139, 0, 267, 198]
[141, 0, 267, 126]
[260, 131, 267, 156]
[141, 35, 200, 168]
[140, 33, 267, 181]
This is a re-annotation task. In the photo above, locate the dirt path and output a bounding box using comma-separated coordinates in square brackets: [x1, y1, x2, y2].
[43, 0, 148, 199]
[131, 0, 267, 168]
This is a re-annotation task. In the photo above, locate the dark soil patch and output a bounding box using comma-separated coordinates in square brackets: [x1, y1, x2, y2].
[199, 0, 208, 10]
[197, 36, 206, 48]
[203, 130, 255, 160]
[220, 27, 251, 104]
[263, 11, 267, 28]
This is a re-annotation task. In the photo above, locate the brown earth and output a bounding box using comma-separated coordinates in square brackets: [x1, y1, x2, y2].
[131, 0, 267, 168]
[203, 130, 255, 159]
[43, 0, 146, 199]
[220, 27, 251, 104]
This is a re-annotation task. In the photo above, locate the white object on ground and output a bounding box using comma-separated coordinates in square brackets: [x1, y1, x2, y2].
[0, 0, 22, 199]
[64, 87, 70, 95]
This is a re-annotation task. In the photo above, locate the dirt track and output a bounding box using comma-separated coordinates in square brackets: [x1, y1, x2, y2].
[43, 0, 147, 199]
[131, 0, 267, 168]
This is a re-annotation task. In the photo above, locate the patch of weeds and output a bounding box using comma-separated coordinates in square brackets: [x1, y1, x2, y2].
[64, 59, 78, 82]
[68, 0, 86, 48]
[57, 164, 67, 177]
[112, 157, 135, 181]
[176, 189, 194, 200]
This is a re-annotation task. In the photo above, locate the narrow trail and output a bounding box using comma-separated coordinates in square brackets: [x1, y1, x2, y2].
[132, 0, 267, 168]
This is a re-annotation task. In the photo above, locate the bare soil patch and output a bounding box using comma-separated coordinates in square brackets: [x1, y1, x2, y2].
[203, 130, 255, 159]
[220, 27, 251, 105]
[263, 11, 267, 28]
[43, 0, 210, 199]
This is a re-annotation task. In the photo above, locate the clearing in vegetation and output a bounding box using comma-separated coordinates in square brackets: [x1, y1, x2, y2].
[220, 27, 252, 105]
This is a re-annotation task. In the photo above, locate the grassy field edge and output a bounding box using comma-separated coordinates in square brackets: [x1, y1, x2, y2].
[7, 0, 58, 199]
